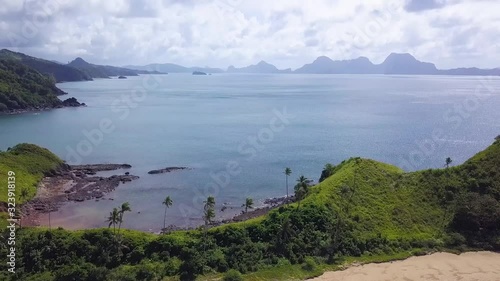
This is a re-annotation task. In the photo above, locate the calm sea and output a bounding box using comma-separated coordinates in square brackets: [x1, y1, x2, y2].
[1, 74, 499, 231]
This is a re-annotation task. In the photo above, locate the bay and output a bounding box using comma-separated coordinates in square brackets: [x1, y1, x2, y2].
[1, 73, 499, 231]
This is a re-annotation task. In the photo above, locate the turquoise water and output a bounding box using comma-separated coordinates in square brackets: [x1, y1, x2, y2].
[1, 74, 500, 231]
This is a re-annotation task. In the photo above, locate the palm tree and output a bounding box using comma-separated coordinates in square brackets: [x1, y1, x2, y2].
[106, 208, 120, 235]
[284, 168, 292, 199]
[117, 202, 131, 234]
[445, 157, 452, 168]
[203, 196, 216, 227]
[296, 175, 312, 193]
[294, 175, 312, 209]
[203, 208, 215, 226]
[243, 197, 253, 213]
[162, 196, 173, 230]
[204, 196, 215, 211]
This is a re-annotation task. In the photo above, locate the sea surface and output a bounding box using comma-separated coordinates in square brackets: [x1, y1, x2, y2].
[1, 74, 500, 231]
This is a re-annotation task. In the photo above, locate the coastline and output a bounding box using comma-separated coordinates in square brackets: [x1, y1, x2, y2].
[21, 163, 139, 227]
[21, 162, 293, 231]
[0, 97, 86, 116]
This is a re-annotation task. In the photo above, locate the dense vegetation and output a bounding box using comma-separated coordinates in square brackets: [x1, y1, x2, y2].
[0, 49, 91, 82]
[1, 140, 500, 281]
[0, 58, 86, 112]
[0, 59, 67, 112]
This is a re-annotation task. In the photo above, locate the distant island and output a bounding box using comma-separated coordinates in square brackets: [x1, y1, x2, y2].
[192, 71, 207, 75]
[128, 53, 500, 76]
[118, 75, 127, 79]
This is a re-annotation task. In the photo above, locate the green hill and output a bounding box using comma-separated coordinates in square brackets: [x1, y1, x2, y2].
[0, 49, 91, 82]
[1, 59, 62, 112]
[1, 140, 499, 281]
[0, 144, 64, 230]
[0, 59, 85, 113]
[68, 57, 140, 78]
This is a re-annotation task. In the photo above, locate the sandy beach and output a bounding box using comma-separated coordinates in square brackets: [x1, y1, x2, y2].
[311, 251, 500, 281]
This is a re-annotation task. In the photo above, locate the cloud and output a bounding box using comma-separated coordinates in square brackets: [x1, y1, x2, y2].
[404, 0, 446, 12]
[0, 0, 498, 69]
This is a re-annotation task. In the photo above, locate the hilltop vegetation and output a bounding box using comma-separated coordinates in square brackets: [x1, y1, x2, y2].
[0, 49, 91, 82]
[0, 59, 79, 113]
[0, 144, 64, 204]
[1, 140, 499, 281]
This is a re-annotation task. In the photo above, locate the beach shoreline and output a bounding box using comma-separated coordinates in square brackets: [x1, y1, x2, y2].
[311, 251, 500, 281]
[21, 164, 292, 231]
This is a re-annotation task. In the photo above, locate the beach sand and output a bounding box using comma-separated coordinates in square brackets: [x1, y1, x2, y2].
[311, 251, 500, 281]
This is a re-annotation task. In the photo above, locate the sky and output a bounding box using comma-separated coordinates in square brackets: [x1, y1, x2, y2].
[1, 0, 499, 70]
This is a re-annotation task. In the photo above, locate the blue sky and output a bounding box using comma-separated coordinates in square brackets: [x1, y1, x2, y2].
[1, 0, 499, 69]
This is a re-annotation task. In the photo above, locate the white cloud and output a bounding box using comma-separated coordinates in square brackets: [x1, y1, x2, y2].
[0, 0, 499, 69]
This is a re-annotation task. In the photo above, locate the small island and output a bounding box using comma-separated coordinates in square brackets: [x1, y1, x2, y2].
[148, 166, 188, 174]
[118, 75, 127, 79]
[192, 71, 207, 75]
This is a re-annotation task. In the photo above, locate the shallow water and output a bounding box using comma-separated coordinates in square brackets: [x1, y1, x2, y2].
[1, 74, 499, 231]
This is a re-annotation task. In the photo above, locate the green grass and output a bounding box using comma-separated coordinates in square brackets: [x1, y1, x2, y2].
[0, 143, 63, 229]
[0, 143, 63, 203]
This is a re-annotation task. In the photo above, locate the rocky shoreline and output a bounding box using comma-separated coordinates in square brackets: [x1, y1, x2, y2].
[22, 163, 138, 226]
[20, 161, 295, 231]
[1, 98, 86, 115]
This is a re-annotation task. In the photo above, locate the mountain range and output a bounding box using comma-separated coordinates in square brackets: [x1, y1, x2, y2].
[1, 49, 499, 79]
[128, 53, 499, 76]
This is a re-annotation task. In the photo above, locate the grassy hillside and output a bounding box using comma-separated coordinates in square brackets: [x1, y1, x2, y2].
[1, 140, 499, 281]
[0, 49, 91, 82]
[0, 143, 63, 207]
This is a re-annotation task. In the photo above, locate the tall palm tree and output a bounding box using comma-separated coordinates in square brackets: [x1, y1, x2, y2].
[445, 157, 452, 168]
[203, 208, 215, 226]
[204, 196, 215, 211]
[243, 197, 253, 213]
[106, 208, 120, 235]
[117, 202, 131, 234]
[284, 168, 292, 199]
[162, 196, 173, 230]
[203, 196, 216, 228]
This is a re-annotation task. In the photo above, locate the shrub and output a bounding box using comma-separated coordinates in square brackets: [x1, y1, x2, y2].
[222, 269, 243, 281]
[302, 257, 317, 272]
